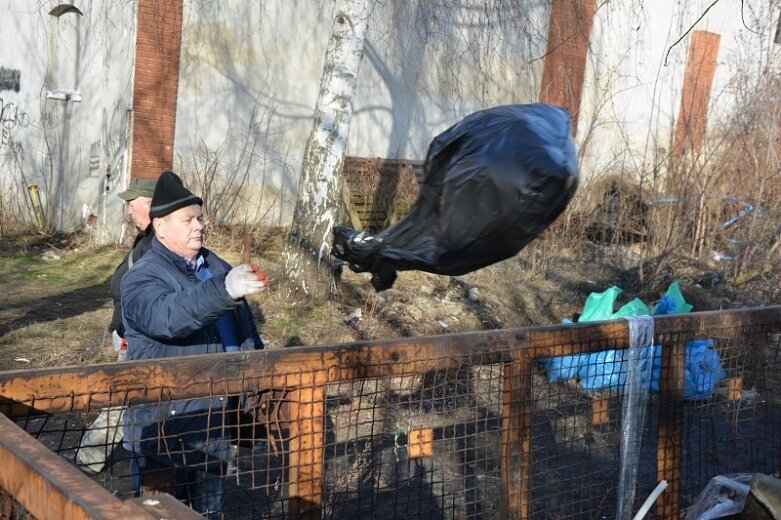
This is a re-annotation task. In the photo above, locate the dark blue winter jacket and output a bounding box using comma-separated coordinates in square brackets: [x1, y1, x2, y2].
[120, 238, 262, 469]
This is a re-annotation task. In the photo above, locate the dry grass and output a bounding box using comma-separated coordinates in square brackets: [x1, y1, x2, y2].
[0, 230, 124, 370]
[2, 157, 780, 371]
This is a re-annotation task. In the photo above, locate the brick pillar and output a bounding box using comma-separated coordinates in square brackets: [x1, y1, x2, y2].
[673, 30, 720, 157]
[130, 0, 184, 180]
[539, 0, 596, 134]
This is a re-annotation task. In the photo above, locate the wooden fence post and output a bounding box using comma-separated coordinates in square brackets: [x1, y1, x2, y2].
[656, 340, 686, 519]
[501, 357, 531, 520]
[288, 384, 325, 520]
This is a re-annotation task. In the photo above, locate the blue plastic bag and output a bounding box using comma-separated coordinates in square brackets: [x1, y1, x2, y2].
[653, 294, 677, 316]
[578, 345, 659, 390]
[648, 340, 725, 399]
[541, 282, 724, 399]
[539, 353, 589, 382]
[683, 339, 725, 400]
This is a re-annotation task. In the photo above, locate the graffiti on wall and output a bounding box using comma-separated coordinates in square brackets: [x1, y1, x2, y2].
[79, 103, 129, 234]
[89, 140, 101, 171]
[0, 96, 27, 160]
[0, 98, 29, 130]
[0, 67, 20, 93]
[81, 101, 130, 220]
[86, 105, 127, 188]
[87, 139, 125, 195]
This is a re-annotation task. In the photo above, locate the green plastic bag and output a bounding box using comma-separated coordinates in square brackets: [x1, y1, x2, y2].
[612, 297, 651, 318]
[578, 287, 651, 322]
[578, 286, 623, 322]
[655, 281, 693, 314]
[580, 282, 691, 322]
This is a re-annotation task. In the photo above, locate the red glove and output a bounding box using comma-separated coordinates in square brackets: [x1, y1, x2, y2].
[249, 263, 269, 286]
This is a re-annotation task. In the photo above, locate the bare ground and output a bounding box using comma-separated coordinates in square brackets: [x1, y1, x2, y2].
[1, 227, 779, 371]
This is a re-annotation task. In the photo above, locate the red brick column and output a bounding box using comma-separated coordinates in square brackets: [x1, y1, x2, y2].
[673, 30, 720, 157]
[539, 0, 596, 134]
[130, 0, 184, 180]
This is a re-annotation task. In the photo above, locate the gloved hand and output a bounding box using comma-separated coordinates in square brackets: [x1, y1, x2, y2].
[225, 264, 268, 299]
[111, 330, 122, 352]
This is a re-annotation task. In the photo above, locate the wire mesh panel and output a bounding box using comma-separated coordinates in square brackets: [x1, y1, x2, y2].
[10, 384, 296, 519]
[677, 327, 781, 510]
[527, 324, 651, 519]
[5, 367, 505, 519]
[529, 367, 626, 518]
[1, 308, 781, 520]
[322, 365, 504, 519]
[1, 488, 31, 519]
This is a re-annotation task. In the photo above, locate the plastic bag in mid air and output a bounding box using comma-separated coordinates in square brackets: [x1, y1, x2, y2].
[332, 103, 579, 291]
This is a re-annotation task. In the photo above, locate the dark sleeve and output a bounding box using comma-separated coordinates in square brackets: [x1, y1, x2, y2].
[207, 253, 263, 349]
[237, 301, 263, 349]
[109, 232, 154, 337]
[108, 252, 132, 335]
[122, 263, 239, 341]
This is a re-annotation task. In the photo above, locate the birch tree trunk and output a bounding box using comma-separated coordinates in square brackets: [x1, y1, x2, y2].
[283, 0, 370, 299]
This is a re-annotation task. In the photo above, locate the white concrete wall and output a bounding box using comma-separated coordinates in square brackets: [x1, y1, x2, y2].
[176, 0, 779, 227]
[0, 0, 136, 239]
[3, 0, 779, 232]
[578, 0, 781, 178]
[174, 0, 551, 226]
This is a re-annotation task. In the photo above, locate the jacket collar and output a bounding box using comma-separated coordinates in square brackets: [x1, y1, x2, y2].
[132, 226, 152, 248]
[151, 237, 211, 273]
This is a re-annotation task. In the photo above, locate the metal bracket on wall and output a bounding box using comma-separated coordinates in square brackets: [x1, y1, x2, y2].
[46, 89, 82, 102]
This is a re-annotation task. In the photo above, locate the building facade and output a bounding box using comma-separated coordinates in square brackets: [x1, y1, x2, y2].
[1, 0, 779, 238]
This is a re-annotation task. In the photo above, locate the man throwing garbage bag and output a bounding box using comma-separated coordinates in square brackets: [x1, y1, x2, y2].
[121, 171, 266, 516]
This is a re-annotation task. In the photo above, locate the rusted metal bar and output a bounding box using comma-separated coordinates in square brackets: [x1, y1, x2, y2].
[656, 338, 686, 519]
[501, 355, 531, 520]
[0, 413, 160, 520]
[3, 307, 779, 415]
[288, 381, 325, 520]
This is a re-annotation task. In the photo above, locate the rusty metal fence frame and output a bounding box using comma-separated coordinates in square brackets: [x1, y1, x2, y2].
[1, 305, 780, 519]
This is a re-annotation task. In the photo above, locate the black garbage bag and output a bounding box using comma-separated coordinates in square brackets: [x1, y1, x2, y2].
[333, 103, 579, 291]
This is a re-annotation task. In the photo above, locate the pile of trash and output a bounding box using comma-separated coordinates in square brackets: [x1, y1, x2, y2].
[540, 282, 726, 399]
[686, 473, 781, 519]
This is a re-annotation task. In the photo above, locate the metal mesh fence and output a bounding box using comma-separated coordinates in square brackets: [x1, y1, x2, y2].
[1, 489, 30, 519]
[1, 308, 780, 519]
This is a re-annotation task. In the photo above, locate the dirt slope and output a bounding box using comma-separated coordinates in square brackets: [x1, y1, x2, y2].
[0, 228, 777, 371]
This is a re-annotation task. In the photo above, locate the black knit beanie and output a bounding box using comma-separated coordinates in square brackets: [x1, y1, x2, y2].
[149, 171, 203, 219]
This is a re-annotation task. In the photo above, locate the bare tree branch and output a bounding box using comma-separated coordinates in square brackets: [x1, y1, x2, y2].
[664, 0, 721, 66]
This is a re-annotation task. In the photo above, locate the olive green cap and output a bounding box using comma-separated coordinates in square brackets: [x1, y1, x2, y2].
[118, 178, 157, 201]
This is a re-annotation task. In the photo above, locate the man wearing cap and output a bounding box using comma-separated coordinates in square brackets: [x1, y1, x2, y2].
[110, 177, 158, 340]
[121, 171, 266, 516]
[75, 177, 157, 474]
